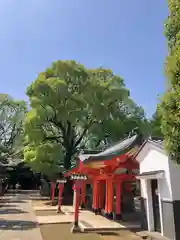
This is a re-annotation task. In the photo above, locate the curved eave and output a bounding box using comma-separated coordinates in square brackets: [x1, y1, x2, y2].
[64, 167, 78, 177]
[82, 134, 143, 164]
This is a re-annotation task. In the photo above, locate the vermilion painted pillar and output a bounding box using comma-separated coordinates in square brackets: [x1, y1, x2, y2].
[105, 179, 109, 213]
[115, 181, 122, 219]
[92, 181, 95, 210]
[95, 181, 99, 213]
[71, 180, 81, 233]
[107, 178, 113, 214]
[93, 180, 98, 213]
[50, 183, 52, 199]
[50, 182, 52, 199]
[81, 181, 86, 208]
[92, 180, 96, 209]
[73, 181, 80, 226]
[98, 181, 104, 209]
[57, 183, 64, 213]
[125, 182, 132, 192]
[51, 182, 56, 205]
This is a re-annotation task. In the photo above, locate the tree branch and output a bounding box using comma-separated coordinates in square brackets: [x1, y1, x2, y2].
[0, 124, 5, 138]
[48, 103, 66, 137]
[6, 123, 16, 147]
[74, 121, 94, 148]
[66, 121, 71, 137]
[50, 119, 69, 146]
[95, 139, 102, 148]
[108, 99, 118, 108]
[44, 136, 62, 143]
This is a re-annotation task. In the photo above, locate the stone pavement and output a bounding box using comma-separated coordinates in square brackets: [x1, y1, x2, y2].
[0, 193, 43, 240]
[33, 205, 141, 231]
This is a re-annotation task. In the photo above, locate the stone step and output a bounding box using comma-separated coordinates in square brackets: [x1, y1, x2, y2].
[78, 220, 137, 233]
[136, 231, 169, 240]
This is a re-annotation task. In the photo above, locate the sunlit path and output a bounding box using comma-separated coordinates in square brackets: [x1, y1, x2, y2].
[0, 193, 42, 240]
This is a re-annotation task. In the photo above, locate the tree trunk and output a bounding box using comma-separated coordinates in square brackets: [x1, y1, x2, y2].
[64, 151, 72, 170]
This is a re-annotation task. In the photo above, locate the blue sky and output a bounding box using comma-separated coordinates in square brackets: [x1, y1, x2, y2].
[0, 0, 168, 118]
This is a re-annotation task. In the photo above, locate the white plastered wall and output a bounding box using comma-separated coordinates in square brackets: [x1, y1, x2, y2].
[136, 143, 172, 235]
[169, 159, 180, 201]
[136, 143, 172, 201]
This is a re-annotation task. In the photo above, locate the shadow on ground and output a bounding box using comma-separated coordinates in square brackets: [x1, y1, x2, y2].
[9, 200, 27, 203]
[40, 223, 141, 240]
[0, 208, 28, 214]
[98, 232, 119, 236]
[0, 204, 17, 208]
[0, 220, 38, 230]
[0, 199, 27, 204]
[44, 201, 54, 206]
[2, 200, 27, 204]
[35, 210, 64, 216]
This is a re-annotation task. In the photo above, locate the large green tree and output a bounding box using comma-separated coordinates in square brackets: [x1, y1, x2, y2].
[149, 111, 163, 138]
[0, 94, 26, 163]
[24, 60, 147, 173]
[158, 1, 180, 162]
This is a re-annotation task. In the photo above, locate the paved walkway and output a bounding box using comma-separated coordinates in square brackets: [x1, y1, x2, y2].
[0, 193, 43, 240]
[33, 205, 140, 231]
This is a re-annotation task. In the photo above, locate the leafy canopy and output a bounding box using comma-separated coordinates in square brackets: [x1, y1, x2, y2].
[158, 1, 180, 162]
[149, 111, 163, 138]
[0, 93, 26, 163]
[24, 60, 147, 175]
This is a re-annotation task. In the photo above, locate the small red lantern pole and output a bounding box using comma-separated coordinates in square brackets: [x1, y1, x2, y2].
[73, 181, 80, 229]
[71, 174, 87, 233]
[50, 182, 52, 200]
[51, 182, 56, 205]
[57, 179, 66, 213]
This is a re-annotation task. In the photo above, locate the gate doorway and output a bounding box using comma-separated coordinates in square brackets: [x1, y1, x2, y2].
[151, 179, 161, 232]
[120, 181, 141, 223]
[86, 184, 93, 209]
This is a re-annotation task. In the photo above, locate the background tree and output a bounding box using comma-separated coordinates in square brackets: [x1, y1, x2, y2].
[149, 110, 163, 138]
[0, 93, 26, 163]
[24, 142, 64, 179]
[158, 1, 180, 162]
[24, 60, 148, 173]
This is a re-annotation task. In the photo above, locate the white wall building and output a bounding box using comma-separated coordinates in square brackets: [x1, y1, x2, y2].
[136, 139, 180, 240]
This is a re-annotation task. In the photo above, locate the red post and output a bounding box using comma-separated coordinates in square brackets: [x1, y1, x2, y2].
[71, 180, 81, 233]
[105, 179, 109, 213]
[98, 181, 104, 209]
[50, 183, 51, 200]
[51, 182, 56, 205]
[57, 183, 64, 213]
[92, 180, 95, 210]
[93, 180, 97, 210]
[71, 174, 88, 233]
[107, 179, 113, 214]
[115, 181, 122, 219]
[92, 180, 99, 213]
[95, 181, 99, 214]
[74, 181, 80, 224]
[80, 182, 86, 208]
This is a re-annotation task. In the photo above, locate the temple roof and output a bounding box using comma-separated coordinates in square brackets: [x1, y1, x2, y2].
[0, 159, 25, 172]
[80, 134, 143, 163]
[149, 137, 163, 148]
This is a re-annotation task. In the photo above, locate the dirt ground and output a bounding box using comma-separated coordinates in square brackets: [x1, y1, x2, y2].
[34, 200, 142, 240]
[40, 223, 141, 240]
[31, 199, 53, 207]
[35, 209, 64, 216]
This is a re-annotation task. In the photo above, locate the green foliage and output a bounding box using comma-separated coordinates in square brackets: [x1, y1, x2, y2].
[159, 1, 180, 162]
[164, 1, 180, 50]
[0, 93, 26, 163]
[149, 111, 163, 138]
[24, 143, 64, 179]
[24, 60, 147, 173]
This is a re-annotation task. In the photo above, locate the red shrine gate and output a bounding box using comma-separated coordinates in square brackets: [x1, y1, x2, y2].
[65, 134, 143, 222]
